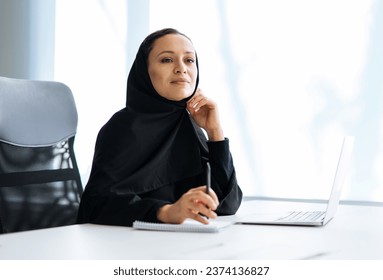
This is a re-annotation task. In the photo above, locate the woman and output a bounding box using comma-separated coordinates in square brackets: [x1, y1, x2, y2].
[77, 28, 242, 226]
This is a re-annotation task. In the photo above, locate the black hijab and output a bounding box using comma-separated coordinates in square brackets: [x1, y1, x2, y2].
[87, 30, 206, 195]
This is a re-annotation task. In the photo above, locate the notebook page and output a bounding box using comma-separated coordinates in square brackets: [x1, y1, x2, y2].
[133, 219, 233, 233]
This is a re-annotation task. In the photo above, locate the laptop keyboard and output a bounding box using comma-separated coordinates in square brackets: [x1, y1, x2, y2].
[277, 211, 326, 222]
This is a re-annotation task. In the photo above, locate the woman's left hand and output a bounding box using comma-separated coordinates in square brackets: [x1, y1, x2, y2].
[187, 89, 224, 141]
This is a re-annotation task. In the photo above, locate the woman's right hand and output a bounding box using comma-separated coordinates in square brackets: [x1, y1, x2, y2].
[157, 186, 219, 224]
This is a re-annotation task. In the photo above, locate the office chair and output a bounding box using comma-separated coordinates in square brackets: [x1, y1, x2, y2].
[0, 76, 83, 234]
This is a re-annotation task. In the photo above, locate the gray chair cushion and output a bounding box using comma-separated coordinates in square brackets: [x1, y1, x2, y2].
[0, 76, 78, 147]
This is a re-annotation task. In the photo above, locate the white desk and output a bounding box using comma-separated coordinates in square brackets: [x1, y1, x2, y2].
[0, 199, 382, 260]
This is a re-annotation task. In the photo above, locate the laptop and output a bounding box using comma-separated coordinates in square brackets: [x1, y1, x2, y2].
[237, 136, 354, 226]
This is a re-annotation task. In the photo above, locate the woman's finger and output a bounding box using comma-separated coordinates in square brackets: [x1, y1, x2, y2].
[189, 211, 210, 224]
[189, 186, 219, 206]
[188, 96, 211, 112]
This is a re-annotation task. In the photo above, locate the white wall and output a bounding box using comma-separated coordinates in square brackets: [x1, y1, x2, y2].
[0, 0, 55, 80]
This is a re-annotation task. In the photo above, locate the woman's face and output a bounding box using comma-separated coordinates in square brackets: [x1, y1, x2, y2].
[147, 34, 197, 101]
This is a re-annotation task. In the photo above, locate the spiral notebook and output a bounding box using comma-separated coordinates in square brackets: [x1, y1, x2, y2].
[133, 219, 233, 233]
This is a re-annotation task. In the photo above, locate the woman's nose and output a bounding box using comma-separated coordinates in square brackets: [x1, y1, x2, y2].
[174, 62, 187, 74]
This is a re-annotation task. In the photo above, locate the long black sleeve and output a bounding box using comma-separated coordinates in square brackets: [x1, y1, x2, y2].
[77, 189, 170, 226]
[207, 138, 242, 215]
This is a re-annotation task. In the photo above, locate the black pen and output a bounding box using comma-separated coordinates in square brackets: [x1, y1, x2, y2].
[206, 162, 211, 195]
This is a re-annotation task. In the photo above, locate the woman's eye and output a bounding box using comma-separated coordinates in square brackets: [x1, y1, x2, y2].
[161, 58, 173, 63]
[186, 58, 195, 63]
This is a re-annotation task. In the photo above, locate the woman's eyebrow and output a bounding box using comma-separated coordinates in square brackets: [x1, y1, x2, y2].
[156, 50, 195, 57]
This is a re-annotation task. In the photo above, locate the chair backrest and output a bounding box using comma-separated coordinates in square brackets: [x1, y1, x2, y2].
[0, 76, 83, 234]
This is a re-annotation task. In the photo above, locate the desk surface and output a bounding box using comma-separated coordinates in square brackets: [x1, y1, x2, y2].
[0, 199, 382, 260]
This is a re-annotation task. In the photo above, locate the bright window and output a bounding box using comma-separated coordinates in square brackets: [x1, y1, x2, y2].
[55, 0, 383, 202]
